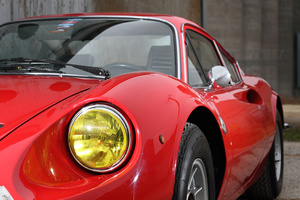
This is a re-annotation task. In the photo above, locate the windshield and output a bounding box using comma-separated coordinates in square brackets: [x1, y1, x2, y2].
[0, 18, 176, 77]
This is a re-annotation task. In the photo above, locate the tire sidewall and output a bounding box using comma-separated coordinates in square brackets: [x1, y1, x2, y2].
[269, 110, 284, 196]
[175, 123, 215, 200]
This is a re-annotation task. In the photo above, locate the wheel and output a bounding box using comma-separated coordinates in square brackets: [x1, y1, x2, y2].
[173, 123, 215, 200]
[245, 109, 284, 199]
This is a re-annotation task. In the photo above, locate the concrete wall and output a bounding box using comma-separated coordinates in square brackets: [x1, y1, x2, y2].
[279, 0, 294, 98]
[0, 0, 96, 25]
[0, 0, 201, 25]
[203, 0, 298, 100]
[0, 0, 89, 24]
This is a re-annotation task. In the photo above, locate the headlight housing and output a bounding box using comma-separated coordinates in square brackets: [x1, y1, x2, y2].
[68, 104, 131, 172]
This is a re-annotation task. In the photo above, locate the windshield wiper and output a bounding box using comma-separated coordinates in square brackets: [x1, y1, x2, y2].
[0, 64, 63, 73]
[0, 57, 111, 79]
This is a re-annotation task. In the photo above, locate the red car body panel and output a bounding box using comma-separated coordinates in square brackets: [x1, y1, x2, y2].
[0, 75, 100, 140]
[204, 77, 275, 198]
[0, 13, 282, 200]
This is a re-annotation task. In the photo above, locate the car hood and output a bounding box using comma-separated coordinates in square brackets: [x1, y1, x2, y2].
[0, 75, 101, 139]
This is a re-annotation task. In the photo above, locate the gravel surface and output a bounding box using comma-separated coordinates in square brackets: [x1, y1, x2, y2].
[277, 142, 300, 200]
[277, 105, 300, 199]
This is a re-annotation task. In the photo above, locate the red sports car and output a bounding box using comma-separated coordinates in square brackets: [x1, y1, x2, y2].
[0, 13, 284, 200]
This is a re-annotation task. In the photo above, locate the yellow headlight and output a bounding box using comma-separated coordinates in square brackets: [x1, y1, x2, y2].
[68, 104, 131, 172]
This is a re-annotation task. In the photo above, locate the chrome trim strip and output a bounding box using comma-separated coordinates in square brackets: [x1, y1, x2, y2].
[219, 116, 227, 135]
[0, 72, 106, 80]
[181, 23, 187, 83]
[236, 61, 244, 81]
[213, 40, 226, 67]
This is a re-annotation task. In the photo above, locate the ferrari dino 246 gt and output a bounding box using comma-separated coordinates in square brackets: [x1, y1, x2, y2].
[0, 13, 284, 200]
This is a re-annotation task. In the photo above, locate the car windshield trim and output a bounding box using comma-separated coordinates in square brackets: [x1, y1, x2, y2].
[0, 71, 108, 79]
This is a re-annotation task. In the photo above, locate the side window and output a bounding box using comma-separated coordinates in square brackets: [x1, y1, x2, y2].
[186, 36, 208, 87]
[186, 30, 221, 76]
[220, 51, 240, 83]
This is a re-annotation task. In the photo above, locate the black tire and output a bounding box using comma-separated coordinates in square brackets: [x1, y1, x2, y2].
[173, 123, 215, 200]
[245, 110, 284, 199]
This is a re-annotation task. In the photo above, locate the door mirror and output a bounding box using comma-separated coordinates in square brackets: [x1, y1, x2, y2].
[208, 66, 232, 88]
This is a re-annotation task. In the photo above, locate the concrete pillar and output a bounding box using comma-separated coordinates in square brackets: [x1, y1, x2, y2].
[204, 0, 243, 60]
[278, 0, 294, 99]
[0, 0, 12, 25]
[261, 0, 279, 91]
[242, 0, 262, 77]
[92, 0, 201, 25]
[294, 0, 300, 97]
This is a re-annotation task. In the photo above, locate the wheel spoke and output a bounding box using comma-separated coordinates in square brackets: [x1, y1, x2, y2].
[188, 167, 198, 189]
[186, 158, 209, 200]
[194, 187, 203, 196]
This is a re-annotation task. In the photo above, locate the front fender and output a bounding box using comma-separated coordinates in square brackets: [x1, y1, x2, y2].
[78, 72, 211, 198]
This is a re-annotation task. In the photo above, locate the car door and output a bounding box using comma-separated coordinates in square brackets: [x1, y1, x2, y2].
[184, 26, 268, 197]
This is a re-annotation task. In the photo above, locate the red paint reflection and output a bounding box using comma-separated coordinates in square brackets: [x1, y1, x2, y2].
[49, 82, 71, 92]
[0, 90, 17, 103]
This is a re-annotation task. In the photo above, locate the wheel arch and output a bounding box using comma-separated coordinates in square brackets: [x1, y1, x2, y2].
[271, 91, 284, 127]
[276, 96, 284, 126]
[186, 106, 226, 198]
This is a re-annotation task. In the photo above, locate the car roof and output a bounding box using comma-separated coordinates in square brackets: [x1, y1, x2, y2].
[16, 12, 199, 28]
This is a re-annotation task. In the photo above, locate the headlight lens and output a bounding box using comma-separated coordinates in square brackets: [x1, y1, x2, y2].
[68, 104, 131, 172]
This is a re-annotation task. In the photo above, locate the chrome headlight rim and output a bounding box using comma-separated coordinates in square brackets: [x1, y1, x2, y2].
[68, 103, 132, 173]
